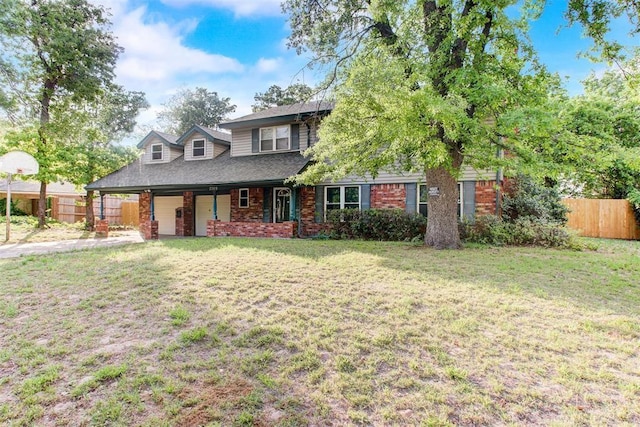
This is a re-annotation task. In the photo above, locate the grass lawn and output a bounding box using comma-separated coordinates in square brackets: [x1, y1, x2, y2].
[1, 236, 639, 426]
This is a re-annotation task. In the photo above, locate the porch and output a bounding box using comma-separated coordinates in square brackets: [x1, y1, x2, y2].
[136, 186, 318, 240]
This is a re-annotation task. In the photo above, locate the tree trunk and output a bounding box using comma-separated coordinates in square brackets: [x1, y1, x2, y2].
[38, 181, 47, 228]
[424, 165, 462, 249]
[85, 190, 95, 231]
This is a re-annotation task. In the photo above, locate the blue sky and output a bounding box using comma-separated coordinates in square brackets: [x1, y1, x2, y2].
[95, 0, 636, 136]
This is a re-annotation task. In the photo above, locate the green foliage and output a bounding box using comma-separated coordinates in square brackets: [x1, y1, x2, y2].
[169, 305, 190, 326]
[179, 327, 208, 345]
[460, 216, 577, 248]
[157, 87, 236, 135]
[252, 83, 315, 112]
[566, 1, 640, 62]
[325, 209, 427, 241]
[0, 0, 127, 226]
[0, 198, 27, 216]
[502, 175, 569, 225]
[284, 0, 564, 248]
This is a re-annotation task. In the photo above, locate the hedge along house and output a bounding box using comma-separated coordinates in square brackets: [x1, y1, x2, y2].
[86, 102, 502, 239]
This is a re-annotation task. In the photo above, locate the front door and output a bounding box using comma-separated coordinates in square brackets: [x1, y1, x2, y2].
[274, 188, 291, 223]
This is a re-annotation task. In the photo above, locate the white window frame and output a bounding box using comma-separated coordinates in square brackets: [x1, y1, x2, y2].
[324, 186, 361, 215]
[151, 144, 163, 161]
[192, 139, 205, 157]
[238, 188, 249, 208]
[260, 125, 290, 152]
[418, 183, 463, 217]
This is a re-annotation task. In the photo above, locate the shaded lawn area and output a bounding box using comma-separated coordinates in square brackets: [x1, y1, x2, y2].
[0, 237, 639, 426]
[0, 217, 134, 244]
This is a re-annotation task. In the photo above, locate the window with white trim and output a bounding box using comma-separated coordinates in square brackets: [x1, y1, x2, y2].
[325, 186, 360, 212]
[418, 183, 463, 217]
[151, 144, 163, 160]
[260, 125, 290, 152]
[192, 139, 205, 157]
[239, 188, 249, 208]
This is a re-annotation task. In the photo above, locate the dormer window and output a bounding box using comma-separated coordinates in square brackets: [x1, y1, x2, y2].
[192, 139, 205, 157]
[151, 144, 163, 160]
[260, 126, 290, 152]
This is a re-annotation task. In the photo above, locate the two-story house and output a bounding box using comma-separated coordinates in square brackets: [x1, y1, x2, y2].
[86, 101, 501, 239]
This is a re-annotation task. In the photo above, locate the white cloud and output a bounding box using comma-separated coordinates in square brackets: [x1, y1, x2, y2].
[159, 0, 283, 17]
[90, 0, 318, 142]
[255, 57, 282, 74]
[113, 7, 243, 84]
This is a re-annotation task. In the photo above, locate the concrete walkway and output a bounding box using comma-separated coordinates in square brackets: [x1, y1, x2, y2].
[0, 231, 145, 259]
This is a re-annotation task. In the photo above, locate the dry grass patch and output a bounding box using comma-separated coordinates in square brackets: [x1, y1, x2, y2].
[0, 237, 639, 425]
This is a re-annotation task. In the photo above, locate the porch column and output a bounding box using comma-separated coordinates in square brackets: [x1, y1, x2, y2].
[211, 186, 218, 220]
[99, 193, 105, 220]
[289, 187, 297, 221]
[150, 192, 155, 221]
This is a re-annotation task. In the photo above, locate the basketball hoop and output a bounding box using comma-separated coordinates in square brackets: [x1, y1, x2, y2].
[1, 151, 39, 242]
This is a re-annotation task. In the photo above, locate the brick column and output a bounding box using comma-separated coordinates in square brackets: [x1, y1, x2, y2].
[95, 219, 109, 237]
[183, 191, 194, 237]
[139, 192, 158, 240]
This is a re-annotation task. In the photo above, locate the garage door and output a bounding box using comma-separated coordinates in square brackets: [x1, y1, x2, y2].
[195, 195, 231, 236]
[154, 196, 183, 235]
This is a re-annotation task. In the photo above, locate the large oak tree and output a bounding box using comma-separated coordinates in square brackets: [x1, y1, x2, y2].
[285, 0, 559, 248]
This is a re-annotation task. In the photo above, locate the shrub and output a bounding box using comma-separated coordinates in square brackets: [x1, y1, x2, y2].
[460, 215, 578, 248]
[502, 175, 569, 225]
[325, 208, 427, 241]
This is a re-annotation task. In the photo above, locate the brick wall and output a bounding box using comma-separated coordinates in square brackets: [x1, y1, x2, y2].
[139, 192, 151, 223]
[140, 220, 158, 240]
[371, 184, 406, 209]
[230, 188, 264, 222]
[299, 186, 331, 237]
[207, 219, 297, 238]
[95, 219, 109, 237]
[183, 192, 194, 236]
[475, 180, 498, 215]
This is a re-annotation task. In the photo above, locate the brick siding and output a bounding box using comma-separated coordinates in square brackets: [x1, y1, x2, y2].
[230, 188, 264, 222]
[475, 180, 498, 215]
[370, 184, 406, 209]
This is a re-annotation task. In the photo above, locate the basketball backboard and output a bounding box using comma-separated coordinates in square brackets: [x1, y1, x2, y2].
[0, 151, 39, 175]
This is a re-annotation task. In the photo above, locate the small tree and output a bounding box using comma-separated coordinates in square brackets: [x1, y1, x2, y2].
[57, 87, 147, 229]
[157, 87, 236, 135]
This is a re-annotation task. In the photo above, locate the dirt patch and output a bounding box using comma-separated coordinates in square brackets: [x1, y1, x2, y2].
[174, 379, 254, 427]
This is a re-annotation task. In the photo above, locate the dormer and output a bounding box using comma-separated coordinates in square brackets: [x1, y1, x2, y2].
[137, 131, 181, 164]
[220, 101, 333, 157]
[175, 125, 231, 161]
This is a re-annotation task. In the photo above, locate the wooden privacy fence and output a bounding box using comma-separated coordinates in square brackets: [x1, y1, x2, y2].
[563, 198, 640, 240]
[52, 195, 139, 226]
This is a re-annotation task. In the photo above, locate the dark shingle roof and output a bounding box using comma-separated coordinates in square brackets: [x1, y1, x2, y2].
[136, 130, 180, 149]
[86, 150, 310, 192]
[220, 101, 334, 129]
[200, 126, 232, 143]
[175, 125, 231, 145]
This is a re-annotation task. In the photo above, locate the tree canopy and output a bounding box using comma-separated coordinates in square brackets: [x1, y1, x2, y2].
[157, 87, 236, 135]
[285, 0, 561, 248]
[252, 83, 314, 112]
[0, 0, 124, 227]
[559, 54, 640, 202]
